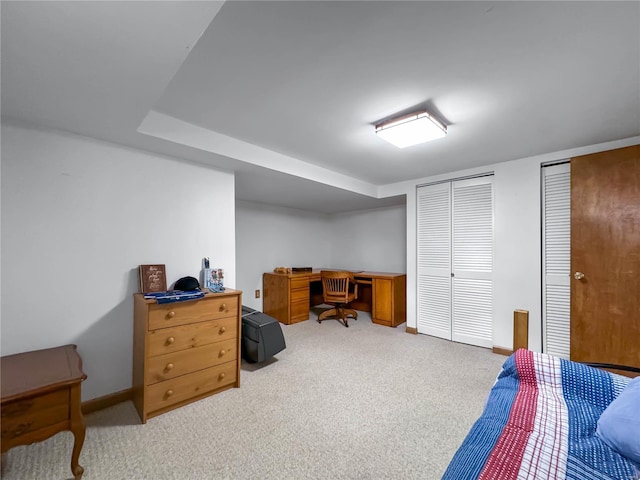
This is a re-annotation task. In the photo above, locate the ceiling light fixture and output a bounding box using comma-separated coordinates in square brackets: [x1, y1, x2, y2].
[375, 110, 446, 148]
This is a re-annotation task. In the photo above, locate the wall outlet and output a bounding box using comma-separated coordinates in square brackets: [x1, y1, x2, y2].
[255, 289, 260, 298]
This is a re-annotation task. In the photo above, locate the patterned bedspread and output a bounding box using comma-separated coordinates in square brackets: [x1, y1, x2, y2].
[443, 349, 637, 480]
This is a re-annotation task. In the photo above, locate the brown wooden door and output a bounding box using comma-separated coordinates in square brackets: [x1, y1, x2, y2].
[570, 145, 640, 369]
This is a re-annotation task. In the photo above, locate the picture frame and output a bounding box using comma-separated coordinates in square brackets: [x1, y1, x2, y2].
[139, 264, 167, 293]
[203, 267, 224, 290]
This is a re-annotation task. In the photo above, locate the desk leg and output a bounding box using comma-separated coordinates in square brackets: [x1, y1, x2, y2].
[69, 383, 86, 479]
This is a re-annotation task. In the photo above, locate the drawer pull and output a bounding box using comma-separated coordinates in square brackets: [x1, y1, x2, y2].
[219, 303, 227, 312]
[166, 337, 175, 345]
[219, 326, 226, 334]
[218, 372, 226, 380]
[165, 363, 174, 371]
[219, 349, 226, 357]
[165, 389, 174, 398]
[1, 401, 34, 418]
[11, 422, 33, 438]
[167, 311, 176, 319]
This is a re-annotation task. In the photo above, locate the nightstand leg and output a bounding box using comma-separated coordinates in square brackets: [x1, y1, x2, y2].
[70, 384, 86, 479]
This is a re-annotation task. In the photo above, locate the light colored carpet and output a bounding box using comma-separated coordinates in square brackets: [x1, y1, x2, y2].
[1, 309, 507, 480]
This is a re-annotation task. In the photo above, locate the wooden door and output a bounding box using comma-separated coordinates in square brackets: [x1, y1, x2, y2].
[570, 145, 640, 369]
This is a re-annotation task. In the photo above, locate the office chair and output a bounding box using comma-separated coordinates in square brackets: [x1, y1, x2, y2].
[318, 270, 358, 327]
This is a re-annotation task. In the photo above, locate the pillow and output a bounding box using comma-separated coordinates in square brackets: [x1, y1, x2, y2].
[596, 376, 640, 465]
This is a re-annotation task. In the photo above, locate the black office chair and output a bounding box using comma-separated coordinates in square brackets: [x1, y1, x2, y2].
[318, 270, 358, 327]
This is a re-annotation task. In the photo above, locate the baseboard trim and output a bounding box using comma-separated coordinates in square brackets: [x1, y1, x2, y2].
[492, 346, 513, 357]
[81, 388, 133, 415]
[405, 326, 417, 334]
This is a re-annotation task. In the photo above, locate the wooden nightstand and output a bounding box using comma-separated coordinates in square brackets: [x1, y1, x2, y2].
[1, 344, 87, 479]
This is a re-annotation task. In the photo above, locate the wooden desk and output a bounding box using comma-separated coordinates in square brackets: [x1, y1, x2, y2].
[1, 344, 87, 479]
[263, 269, 406, 327]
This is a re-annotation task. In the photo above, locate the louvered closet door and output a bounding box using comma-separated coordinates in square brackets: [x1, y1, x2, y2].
[417, 177, 494, 347]
[451, 177, 494, 348]
[416, 182, 452, 339]
[542, 163, 571, 358]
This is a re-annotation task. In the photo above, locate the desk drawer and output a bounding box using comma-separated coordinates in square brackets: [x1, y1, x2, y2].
[146, 362, 237, 414]
[290, 277, 309, 290]
[148, 297, 237, 330]
[146, 339, 237, 385]
[1, 390, 69, 442]
[290, 287, 309, 302]
[147, 317, 237, 357]
[290, 300, 310, 322]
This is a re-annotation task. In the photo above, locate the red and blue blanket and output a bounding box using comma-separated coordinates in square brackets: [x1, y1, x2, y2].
[443, 349, 637, 480]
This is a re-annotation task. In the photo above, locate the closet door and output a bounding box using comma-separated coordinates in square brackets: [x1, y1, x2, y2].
[417, 176, 494, 348]
[570, 146, 640, 369]
[542, 163, 571, 358]
[416, 182, 451, 339]
[451, 177, 493, 348]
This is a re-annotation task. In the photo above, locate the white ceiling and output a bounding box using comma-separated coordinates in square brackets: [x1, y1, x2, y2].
[3, 1, 639, 213]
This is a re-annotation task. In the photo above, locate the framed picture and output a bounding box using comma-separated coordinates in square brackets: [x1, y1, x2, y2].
[203, 267, 224, 289]
[139, 264, 167, 293]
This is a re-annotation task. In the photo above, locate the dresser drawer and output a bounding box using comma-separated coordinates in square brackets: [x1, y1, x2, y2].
[148, 297, 238, 330]
[1, 390, 69, 442]
[146, 339, 237, 385]
[147, 317, 237, 357]
[146, 362, 237, 414]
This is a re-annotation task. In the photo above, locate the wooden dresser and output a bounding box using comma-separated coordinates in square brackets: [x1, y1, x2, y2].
[132, 289, 242, 423]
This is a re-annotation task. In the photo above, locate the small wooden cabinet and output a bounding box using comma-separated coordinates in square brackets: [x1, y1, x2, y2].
[132, 289, 242, 423]
[370, 275, 406, 327]
[1, 345, 87, 479]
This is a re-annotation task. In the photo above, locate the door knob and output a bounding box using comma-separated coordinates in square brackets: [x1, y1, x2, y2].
[574, 272, 585, 280]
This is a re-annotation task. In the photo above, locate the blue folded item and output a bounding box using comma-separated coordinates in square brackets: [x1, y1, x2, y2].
[143, 290, 205, 304]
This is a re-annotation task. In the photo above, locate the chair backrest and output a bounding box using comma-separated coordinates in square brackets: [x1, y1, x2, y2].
[321, 270, 355, 304]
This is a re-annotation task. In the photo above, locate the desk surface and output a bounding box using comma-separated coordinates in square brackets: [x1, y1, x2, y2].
[273, 269, 406, 279]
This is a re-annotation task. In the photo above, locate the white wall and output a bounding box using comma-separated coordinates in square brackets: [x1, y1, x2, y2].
[492, 158, 543, 350]
[328, 206, 406, 272]
[235, 202, 407, 311]
[235, 201, 332, 310]
[1, 123, 237, 400]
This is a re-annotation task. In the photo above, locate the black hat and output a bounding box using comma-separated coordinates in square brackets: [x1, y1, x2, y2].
[174, 276, 200, 291]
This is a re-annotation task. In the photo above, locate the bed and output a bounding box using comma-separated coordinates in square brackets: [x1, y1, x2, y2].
[443, 349, 640, 480]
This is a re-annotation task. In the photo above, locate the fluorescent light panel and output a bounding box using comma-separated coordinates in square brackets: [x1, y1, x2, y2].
[375, 111, 446, 148]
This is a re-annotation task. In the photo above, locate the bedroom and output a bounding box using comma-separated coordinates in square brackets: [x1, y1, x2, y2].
[1, 1, 639, 479]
